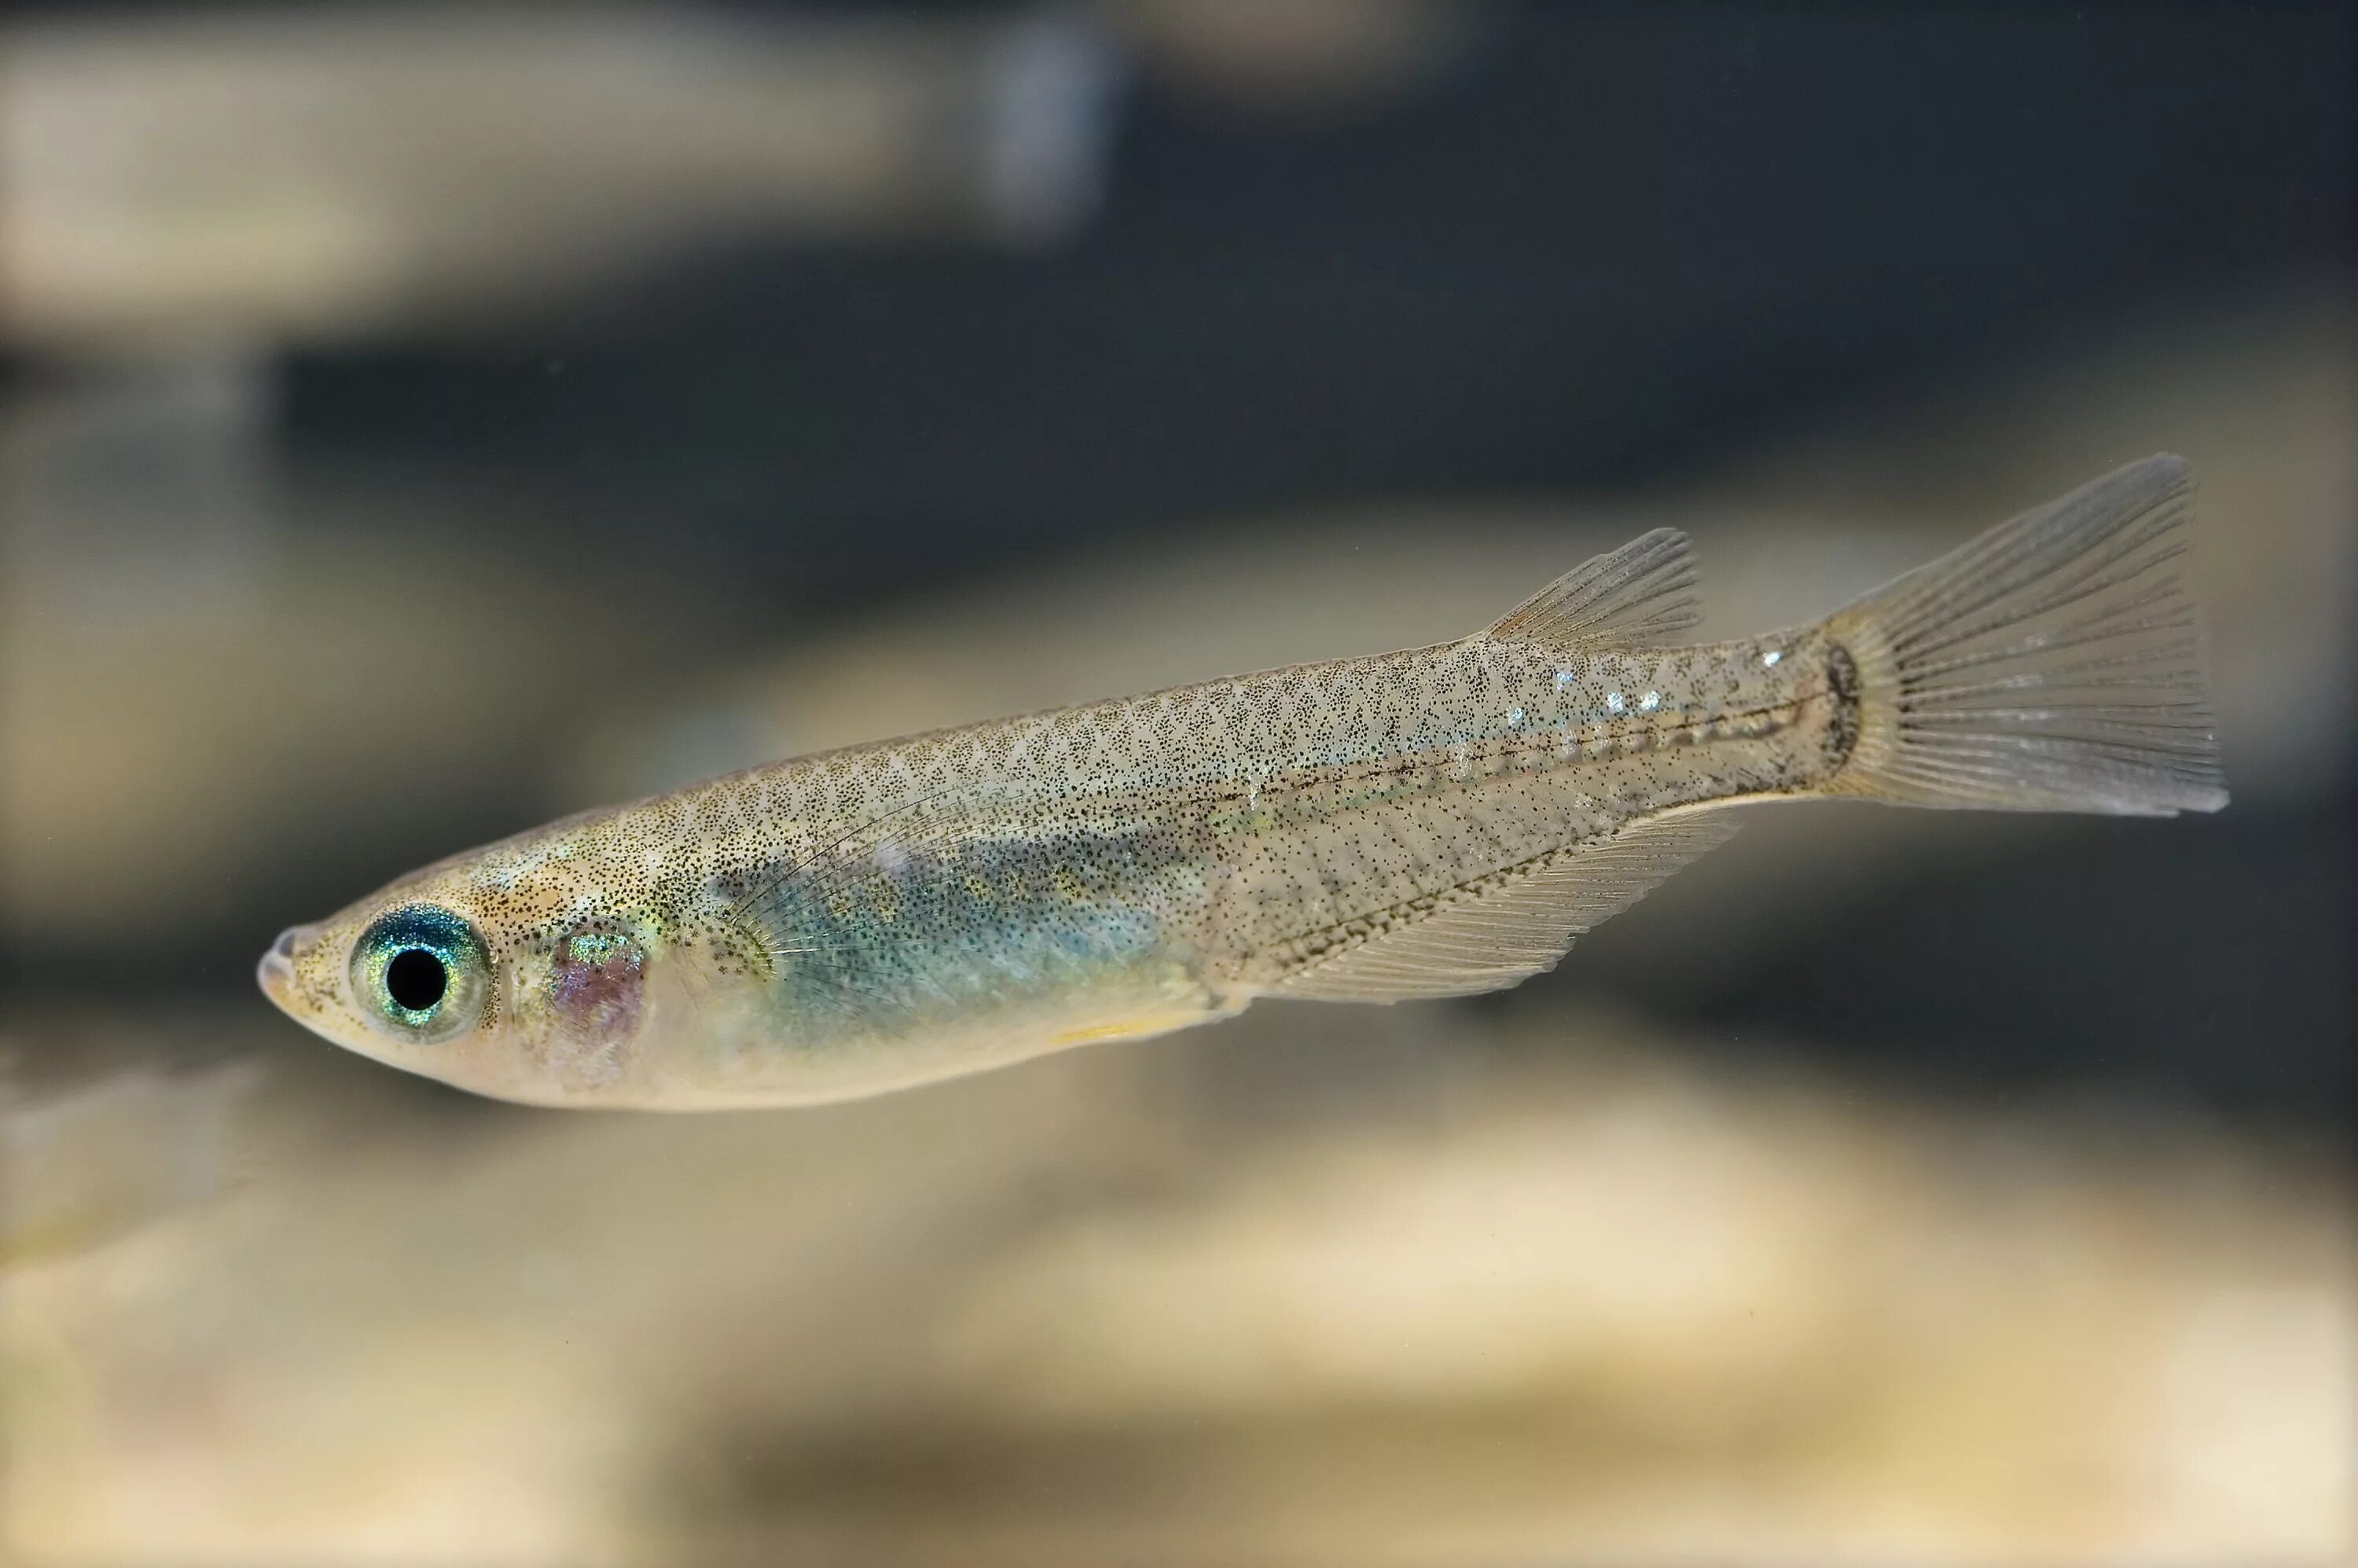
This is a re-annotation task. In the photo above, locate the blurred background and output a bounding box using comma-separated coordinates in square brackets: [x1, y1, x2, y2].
[2, 2, 2352, 1563]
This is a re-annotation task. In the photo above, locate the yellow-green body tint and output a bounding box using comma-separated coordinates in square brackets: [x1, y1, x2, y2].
[264, 630, 1839, 1107]
[259, 459, 2226, 1109]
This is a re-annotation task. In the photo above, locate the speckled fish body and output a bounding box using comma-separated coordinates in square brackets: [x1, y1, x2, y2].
[262, 457, 2226, 1108]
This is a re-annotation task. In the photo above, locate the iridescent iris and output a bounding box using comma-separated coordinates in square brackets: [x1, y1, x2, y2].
[351, 904, 492, 1042]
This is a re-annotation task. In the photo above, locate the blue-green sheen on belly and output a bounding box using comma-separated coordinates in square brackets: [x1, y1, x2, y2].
[751, 819, 1213, 1042]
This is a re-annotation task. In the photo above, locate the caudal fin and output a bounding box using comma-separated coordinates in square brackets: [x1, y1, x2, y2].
[1824, 454, 2228, 817]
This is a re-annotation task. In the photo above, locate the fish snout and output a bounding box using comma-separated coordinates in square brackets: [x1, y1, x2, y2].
[257, 924, 318, 1004]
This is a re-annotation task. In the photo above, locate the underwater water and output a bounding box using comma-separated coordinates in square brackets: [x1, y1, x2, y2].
[3, 3, 2352, 1562]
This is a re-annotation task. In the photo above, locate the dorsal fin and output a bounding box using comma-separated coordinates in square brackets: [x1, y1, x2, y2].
[1482, 527, 1701, 648]
[1272, 813, 1737, 1002]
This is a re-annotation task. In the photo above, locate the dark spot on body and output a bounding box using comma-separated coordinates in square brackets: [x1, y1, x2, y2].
[1824, 641, 1862, 769]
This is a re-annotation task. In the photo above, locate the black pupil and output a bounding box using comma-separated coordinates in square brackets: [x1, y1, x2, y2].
[385, 948, 448, 1012]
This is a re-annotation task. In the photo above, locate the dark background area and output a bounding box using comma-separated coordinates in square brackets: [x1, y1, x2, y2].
[276, 4, 2350, 583]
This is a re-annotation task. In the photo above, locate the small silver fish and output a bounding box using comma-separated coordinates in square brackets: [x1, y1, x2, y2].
[260, 456, 2225, 1108]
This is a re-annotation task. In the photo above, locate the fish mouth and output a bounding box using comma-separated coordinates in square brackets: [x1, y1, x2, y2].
[256, 923, 317, 1010]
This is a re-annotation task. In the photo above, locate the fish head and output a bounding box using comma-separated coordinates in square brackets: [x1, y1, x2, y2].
[256, 819, 707, 1108]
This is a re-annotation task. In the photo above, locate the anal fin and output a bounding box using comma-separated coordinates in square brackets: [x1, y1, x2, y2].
[1272, 813, 1738, 1003]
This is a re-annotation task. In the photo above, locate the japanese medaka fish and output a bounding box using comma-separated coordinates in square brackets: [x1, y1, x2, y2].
[259, 456, 2226, 1109]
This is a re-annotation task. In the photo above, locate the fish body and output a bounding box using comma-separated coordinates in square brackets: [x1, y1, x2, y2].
[261, 457, 2225, 1108]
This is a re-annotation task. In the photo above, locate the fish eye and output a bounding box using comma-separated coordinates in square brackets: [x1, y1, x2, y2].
[351, 905, 490, 1042]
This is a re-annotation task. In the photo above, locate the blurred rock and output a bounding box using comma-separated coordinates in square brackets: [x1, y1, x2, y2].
[0, 1055, 263, 1266]
[1, 1003, 2345, 1563]
[0, 7, 1121, 351]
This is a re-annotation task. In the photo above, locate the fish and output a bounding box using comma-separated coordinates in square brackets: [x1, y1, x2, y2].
[259, 455, 2226, 1109]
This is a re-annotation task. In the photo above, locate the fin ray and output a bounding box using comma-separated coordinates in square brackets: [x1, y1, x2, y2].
[1824, 453, 2228, 817]
[1273, 814, 1738, 1002]
[1482, 528, 1702, 648]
